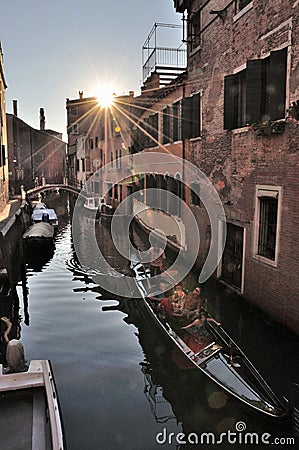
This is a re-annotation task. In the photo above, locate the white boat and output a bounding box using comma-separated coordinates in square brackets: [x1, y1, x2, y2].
[83, 196, 104, 211]
[31, 208, 58, 227]
[0, 359, 65, 449]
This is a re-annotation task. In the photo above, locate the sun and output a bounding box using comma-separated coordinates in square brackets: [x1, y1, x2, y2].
[94, 84, 116, 108]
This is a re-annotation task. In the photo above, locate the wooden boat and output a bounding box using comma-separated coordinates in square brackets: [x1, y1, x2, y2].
[23, 222, 54, 242]
[0, 359, 65, 449]
[132, 262, 289, 418]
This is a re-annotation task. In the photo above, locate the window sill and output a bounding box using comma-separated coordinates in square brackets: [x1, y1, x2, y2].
[189, 136, 202, 142]
[233, 1, 254, 22]
[252, 254, 278, 268]
[231, 126, 250, 134]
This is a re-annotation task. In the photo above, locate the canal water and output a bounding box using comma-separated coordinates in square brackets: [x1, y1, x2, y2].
[12, 194, 298, 449]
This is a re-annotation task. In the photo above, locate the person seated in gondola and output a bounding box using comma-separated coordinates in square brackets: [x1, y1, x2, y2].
[157, 294, 174, 320]
[171, 285, 186, 313]
[181, 312, 220, 341]
[173, 291, 202, 320]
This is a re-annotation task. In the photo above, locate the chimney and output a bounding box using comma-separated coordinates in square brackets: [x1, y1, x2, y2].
[129, 91, 134, 98]
[40, 108, 45, 130]
[79, 91, 83, 100]
[13, 100, 18, 116]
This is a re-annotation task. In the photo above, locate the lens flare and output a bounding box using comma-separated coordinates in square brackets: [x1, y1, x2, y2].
[95, 85, 115, 107]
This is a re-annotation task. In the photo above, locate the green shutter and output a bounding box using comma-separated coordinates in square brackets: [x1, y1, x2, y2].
[224, 75, 236, 130]
[192, 93, 201, 138]
[182, 97, 193, 139]
[268, 48, 287, 121]
[246, 59, 263, 124]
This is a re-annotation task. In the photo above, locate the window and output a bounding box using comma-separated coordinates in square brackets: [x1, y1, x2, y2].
[190, 182, 201, 206]
[95, 136, 98, 148]
[70, 107, 78, 115]
[88, 138, 94, 149]
[162, 106, 170, 145]
[239, 0, 252, 10]
[71, 124, 79, 134]
[189, 10, 201, 51]
[182, 93, 201, 139]
[81, 158, 85, 172]
[76, 159, 80, 172]
[254, 186, 281, 265]
[224, 48, 287, 129]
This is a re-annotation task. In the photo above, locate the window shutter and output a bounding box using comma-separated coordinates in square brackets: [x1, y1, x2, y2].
[182, 97, 193, 139]
[224, 75, 235, 130]
[192, 93, 201, 138]
[148, 114, 158, 147]
[172, 101, 179, 142]
[246, 59, 263, 124]
[162, 106, 170, 144]
[268, 48, 287, 121]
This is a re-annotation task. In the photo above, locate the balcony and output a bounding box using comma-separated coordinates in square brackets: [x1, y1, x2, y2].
[142, 23, 186, 87]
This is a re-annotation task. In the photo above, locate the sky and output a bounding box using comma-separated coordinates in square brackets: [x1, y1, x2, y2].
[1, 0, 182, 140]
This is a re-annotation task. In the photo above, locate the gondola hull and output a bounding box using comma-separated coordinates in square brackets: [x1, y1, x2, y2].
[132, 262, 289, 418]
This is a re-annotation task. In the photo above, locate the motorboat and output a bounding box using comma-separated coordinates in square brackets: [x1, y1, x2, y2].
[31, 208, 58, 227]
[0, 359, 65, 449]
[83, 196, 104, 212]
[132, 262, 290, 418]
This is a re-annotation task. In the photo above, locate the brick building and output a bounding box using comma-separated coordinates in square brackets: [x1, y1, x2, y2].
[0, 43, 9, 211]
[7, 103, 67, 193]
[171, 0, 299, 333]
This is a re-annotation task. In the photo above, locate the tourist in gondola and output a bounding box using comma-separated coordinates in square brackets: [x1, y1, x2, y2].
[181, 312, 221, 340]
[171, 285, 186, 313]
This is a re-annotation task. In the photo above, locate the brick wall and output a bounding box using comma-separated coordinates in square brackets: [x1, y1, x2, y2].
[181, 0, 299, 333]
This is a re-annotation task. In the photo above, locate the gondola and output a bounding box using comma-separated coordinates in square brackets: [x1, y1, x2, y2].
[131, 262, 289, 418]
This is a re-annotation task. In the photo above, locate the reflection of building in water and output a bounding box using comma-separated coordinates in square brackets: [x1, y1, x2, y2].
[141, 362, 176, 424]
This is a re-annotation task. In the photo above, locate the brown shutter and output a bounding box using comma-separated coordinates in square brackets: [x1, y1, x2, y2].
[246, 59, 263, 124]
[268, 48, 287, 121]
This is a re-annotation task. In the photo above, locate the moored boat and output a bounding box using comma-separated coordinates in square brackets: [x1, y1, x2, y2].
[23, 222, 54, 242]
[83, 196, 104, 212]
[0, 359, 65, 449]
[132, 262, 289, 418]
[32, 208, 58, 227]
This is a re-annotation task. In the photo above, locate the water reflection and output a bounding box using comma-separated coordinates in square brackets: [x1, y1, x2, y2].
[1, 193, 296, 449]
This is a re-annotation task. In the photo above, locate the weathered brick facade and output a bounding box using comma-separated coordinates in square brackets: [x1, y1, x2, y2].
[6, 111, 67, 193]
[173, 0, 299, 333]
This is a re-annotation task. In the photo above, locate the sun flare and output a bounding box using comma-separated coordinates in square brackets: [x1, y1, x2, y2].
[94, 85, 116, 108]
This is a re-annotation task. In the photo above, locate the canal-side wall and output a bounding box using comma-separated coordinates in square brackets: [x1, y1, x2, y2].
[0, 201, 31, 286]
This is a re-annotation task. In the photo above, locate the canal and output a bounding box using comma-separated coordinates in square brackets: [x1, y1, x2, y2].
[9, 194, 299, 449]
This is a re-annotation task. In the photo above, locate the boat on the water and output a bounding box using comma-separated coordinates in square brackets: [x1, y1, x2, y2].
[31, 208, 58, 227]
[132, 262, 289, 418]
[0, 359, 65, 449]
[83, 196, 104, 212]
[23, 222, 54, 242]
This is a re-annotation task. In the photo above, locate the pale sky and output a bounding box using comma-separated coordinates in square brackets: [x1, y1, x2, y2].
[1, 0, 182, 139]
